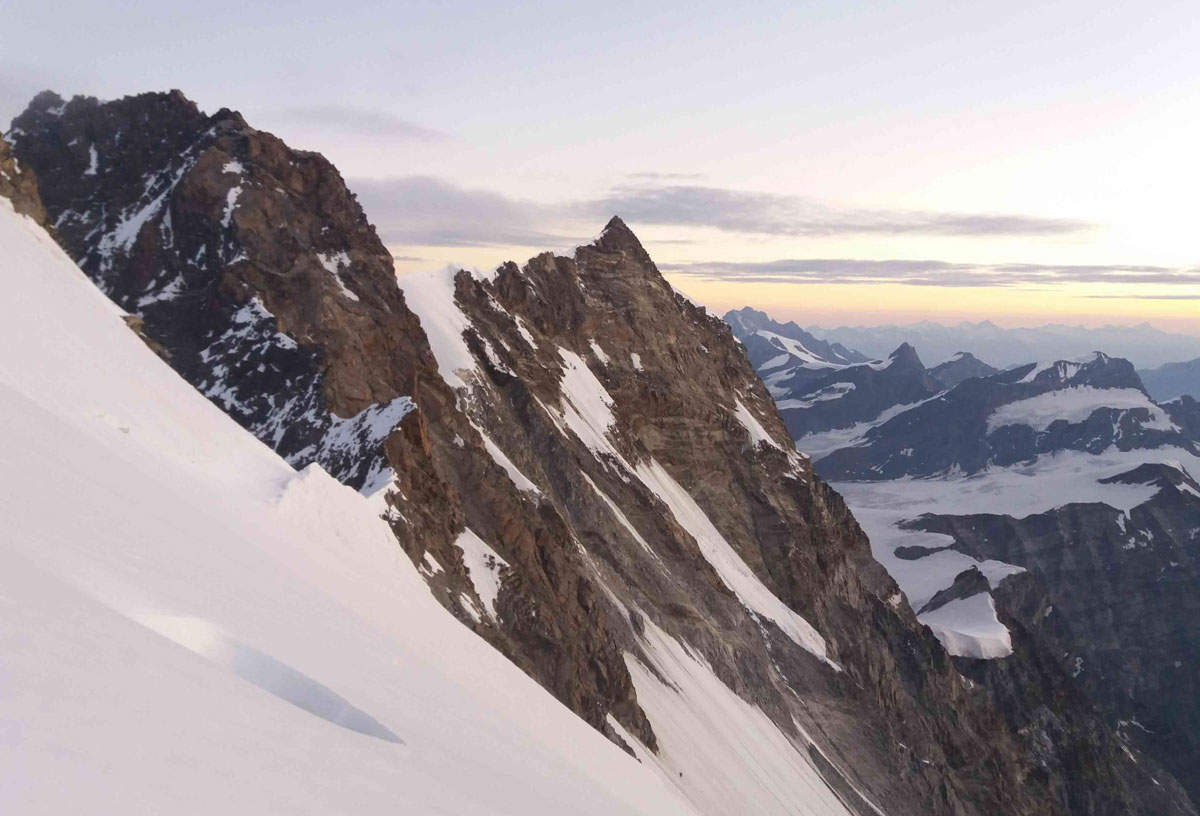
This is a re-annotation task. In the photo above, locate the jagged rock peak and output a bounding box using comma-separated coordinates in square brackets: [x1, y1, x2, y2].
[887, 341, 924, 367]
[592, 215, 654, 266]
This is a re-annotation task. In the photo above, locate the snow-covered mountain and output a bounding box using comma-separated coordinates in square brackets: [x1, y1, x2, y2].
[724, 306, 873, 389]
[806, 320, 1200, 370]
[7, 90, 1197, 815]
[776, 341, 1200, 801]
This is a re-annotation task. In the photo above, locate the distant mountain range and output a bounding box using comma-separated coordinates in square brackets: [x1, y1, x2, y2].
[804, 320, 1200, 370]
[1140, 358, 1200, 402]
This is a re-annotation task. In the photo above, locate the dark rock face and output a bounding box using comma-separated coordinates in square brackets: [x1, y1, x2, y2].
[963, 570, 1192, 816]
[917, 567, 991, 615]
[929, 352, 998, 391]
[1167, 396, 1200, 440]
[14, 91, 1196, 815]
[910, 471, 1200, 801]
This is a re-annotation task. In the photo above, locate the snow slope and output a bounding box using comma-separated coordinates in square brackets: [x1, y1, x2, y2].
[0, 199, 698, 816]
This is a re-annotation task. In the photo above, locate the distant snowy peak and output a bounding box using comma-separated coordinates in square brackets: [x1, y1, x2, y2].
[811, 352, 1196, 482]
[724, 306, 871, 378]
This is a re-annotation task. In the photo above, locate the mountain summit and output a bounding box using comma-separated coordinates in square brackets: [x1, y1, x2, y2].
[8, 91, 1197, 815]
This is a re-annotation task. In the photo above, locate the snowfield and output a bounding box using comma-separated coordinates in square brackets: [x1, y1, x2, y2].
[0, 199, 700, 816]
[987, 386, 1174, 432]
[834, 446, 1200, 659]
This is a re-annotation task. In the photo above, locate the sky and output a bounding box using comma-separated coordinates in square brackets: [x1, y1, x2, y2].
[3, 0, 1199, 332]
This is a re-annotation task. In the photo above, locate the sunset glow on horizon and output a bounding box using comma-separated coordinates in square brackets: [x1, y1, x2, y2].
[6, 0, 1198, 333]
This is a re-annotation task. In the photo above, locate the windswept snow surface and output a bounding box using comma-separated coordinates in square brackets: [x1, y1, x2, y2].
[776, 382, 856, 411]
[550, 347, 634, 468]
[987, 386, 1174, 432]
[0, 200, 698, 816]
[616, 617, 853, 816]
[797, 395, 943, 460]
[756, 329, 849, 370]
[397, 266, 477, 390]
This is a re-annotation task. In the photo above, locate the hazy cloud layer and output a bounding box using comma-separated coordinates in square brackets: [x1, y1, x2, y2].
[661, 258, 1200, 288]
[583, 185, 1089, 238]
[351, 174, 1091, 249]
[352, 176, 579, 248]
[625, 171, 705, 181]
[275, 105, 448, 141]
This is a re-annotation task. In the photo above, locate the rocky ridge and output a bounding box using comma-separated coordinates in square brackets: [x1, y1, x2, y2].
[11, 90, 1196, 815]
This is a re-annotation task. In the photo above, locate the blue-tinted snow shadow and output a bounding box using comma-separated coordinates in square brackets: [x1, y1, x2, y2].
[226, 640, 404, 744]
[138, 614, 403, 744]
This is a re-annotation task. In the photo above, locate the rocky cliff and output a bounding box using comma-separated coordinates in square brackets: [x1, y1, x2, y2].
[11, 90, 1195, 815]
[909, 467, 1200, 799]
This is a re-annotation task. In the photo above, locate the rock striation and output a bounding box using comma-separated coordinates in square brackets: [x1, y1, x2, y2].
[12, 90, 1196, 816]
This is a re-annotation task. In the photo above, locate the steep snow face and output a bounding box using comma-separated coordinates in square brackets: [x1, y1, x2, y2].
[397, 266, 479, 391]
[617, 617, 853, 816]
[0, 200, 698, 816]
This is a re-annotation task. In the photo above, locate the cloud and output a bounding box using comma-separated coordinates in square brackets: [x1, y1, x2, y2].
[1083, 293, 1200, 300]
[626, 171, 705, 181]
[275, 105, 448, 141]
[346, 173, 1094, 249]
[351, 175, 580, 248]
[660, 258, 1200, 288]
[582, 185, 1089, 238]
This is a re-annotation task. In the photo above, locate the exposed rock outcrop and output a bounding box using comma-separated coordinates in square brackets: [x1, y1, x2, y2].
[13, 90, 1195, 815]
